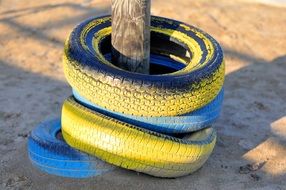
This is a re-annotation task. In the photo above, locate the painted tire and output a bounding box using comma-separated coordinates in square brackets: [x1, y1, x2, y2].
[73, 87, 224, 134]
[72, 54, 224, 134]
[63, 15, 225, 116]
[27, 119, 114, 178]
[61, 97, 217, 178]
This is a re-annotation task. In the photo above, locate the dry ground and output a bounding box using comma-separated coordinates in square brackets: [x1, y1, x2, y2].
[0, 0, 286, 189]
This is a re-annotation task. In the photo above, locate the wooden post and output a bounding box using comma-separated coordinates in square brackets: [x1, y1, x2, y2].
[111, 0, 151, 74]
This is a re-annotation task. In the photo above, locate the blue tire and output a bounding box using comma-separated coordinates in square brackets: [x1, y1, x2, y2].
[28, 119, 115, 178]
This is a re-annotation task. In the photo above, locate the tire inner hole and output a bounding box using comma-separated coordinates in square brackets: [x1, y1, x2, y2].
[56, 131, 64, 141]
[99, 33, 190, 75]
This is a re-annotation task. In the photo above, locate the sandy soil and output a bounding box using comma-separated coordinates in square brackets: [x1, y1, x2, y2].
[0, 0, 286, 189]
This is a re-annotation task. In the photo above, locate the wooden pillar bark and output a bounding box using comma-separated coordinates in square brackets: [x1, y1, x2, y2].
[111, 0, 151, 74]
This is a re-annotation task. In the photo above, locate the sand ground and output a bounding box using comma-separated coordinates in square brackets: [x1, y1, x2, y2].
[0, 0, 286, 189]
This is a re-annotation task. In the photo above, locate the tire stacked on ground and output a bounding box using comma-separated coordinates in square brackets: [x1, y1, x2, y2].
[28, 15, 225, 178]
[28, 119, 115, 178]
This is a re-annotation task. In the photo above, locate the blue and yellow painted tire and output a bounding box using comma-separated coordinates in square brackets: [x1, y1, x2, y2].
[28, 119, 115, 178]
[73, 87, 224, 134]
[72, 53, 224, 134]
[61, 97, 217, 178]
[63, 15, 225, 117]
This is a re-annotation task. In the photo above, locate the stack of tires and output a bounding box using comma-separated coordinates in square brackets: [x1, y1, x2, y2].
[28, 16, 225, 178]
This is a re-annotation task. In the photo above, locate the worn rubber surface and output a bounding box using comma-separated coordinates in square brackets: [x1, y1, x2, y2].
[61, 97, 217, 178]
[73, 88, 224, 134]
[28, 119, 114, 178]
[63, 15, 225, 116]
[72, 54, 224, 134]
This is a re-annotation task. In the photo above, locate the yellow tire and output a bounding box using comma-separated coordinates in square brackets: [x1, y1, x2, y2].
[63, 16, 225, 117]
[62, 97, 217, 178]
